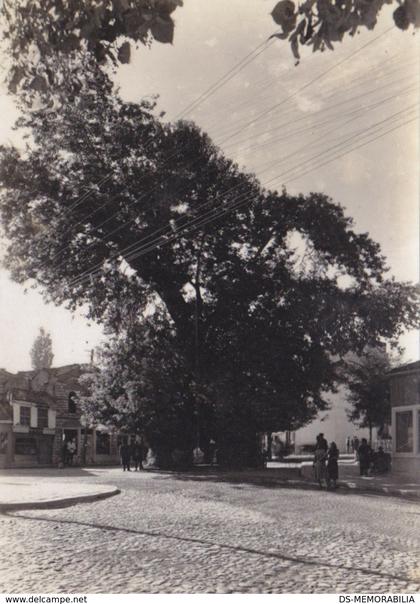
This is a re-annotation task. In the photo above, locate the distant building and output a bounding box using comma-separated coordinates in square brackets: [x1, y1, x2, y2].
[0, 365, 120, 468]
[274, 387, 379, 454]
[389, 360, 420, 478]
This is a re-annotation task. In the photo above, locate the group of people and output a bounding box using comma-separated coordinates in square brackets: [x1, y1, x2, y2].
[119, 440, 146, 472]
[346, 435, 391, 475]
[313, 433, 339, 489]
[314, 434, 391, 487]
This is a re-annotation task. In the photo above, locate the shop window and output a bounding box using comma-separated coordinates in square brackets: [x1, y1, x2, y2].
[395, 410, 413, 453]
[19, 406, 30, 426]
[15, 435, 37, 456]
[68, 392, 77, 414]
[96, 432, 110, 455]
[38, 408, 48, 429]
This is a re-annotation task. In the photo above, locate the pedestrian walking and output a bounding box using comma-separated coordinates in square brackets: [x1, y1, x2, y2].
[358, 438, 372, 476]
[132, 441, 144, 471]
[346, 436, 351, 454]
[120, 440, 131, 472]
[327, 442, 339, 489]
[313, 446, 328, 489]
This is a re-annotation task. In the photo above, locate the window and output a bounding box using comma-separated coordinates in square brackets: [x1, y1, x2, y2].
[38, 408, 48, 429]
[96, 432, 110, 455]
[19, 406, 30, 426]
[15, 435, 37, 456]
[68, 392, 77, 414]
[395, 410, 413, 453]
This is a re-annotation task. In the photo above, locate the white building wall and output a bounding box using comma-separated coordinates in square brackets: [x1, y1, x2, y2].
[292, 387, 376, 453]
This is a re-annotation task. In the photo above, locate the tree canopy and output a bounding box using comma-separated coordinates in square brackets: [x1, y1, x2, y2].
[0, 74, 418, 464]
[30, 326, 54, 370]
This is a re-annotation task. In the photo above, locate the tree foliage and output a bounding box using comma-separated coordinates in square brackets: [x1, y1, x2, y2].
[30, 326, 54, 370]
[343, 347, 394, 441]
[0, 74, 419, 464]
[270, 0, 420, 61]
[1, 0, 419, 107]
[0, 0, 183, 105]
[80, 312, 196, 468]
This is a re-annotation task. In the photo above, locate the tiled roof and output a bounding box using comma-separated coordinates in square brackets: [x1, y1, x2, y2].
[388, 360, 420, 376]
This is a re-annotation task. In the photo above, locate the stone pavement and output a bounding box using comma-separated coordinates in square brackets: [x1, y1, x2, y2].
[1, 467, 419, 593]
[0, 470, 119, 511]
[0, 463, 419, 511]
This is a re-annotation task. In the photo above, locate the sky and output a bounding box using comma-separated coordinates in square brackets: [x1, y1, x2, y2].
[0, 0, 418, 372]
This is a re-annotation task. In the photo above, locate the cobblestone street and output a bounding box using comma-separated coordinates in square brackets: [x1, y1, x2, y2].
[1, 468, 419, 593]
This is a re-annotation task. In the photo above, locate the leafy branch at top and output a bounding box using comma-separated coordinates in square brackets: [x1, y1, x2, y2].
[270, 0, 420, 62]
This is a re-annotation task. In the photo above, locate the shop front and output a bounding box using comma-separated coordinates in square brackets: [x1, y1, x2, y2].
[390, 360, 420, 479]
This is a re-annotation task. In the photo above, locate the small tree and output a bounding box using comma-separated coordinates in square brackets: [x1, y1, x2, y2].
[343, 348, 394, 445]
[30, 327, 54, 370]
[79, 312, 197, 469]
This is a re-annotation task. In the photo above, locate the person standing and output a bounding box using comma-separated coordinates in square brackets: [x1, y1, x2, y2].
[120, 440, 131, 472]
[132, 441, 144, 471]
[313, 445, 328, 489]
[346, 436, 351, 454]
[353, 436, 360, 460]
[66, 438, 77, 466]
[327, 442, 339, 489]
[316, 433, 328, 451]
[358, 438, 372, 476]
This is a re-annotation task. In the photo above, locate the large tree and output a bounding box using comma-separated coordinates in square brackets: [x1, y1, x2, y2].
[0, 77, 418, 465]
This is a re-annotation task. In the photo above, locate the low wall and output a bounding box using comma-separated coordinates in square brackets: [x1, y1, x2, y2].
[391, 457, 420, 480]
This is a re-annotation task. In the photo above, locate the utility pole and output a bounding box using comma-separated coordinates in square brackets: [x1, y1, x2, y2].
[193, 235, 205, 453]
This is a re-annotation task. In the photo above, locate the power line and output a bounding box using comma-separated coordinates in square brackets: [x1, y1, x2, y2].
[214, 26, 394, 147]
[42, 38, 275, 266]
[66, 79, 418, 280]
[54, 67, 414, 275]
[172, 38, 274, 120]
[67, 107, 417, 290]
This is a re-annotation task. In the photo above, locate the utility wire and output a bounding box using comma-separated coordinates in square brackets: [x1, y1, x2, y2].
[64, 79, 418, 277]
[67, 107, 417, 289]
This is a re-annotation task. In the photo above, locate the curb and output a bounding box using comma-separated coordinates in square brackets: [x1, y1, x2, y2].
[261, 478, 420, 501]
[0, 487, 121, 512]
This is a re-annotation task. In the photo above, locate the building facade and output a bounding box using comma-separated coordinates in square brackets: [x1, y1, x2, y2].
[274, 386, 378, 455]
[389, 360, 420, 478]
[0, 365, 120, 468]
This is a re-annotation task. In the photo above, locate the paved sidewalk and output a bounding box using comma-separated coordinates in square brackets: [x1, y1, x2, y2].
[0, 472, 120, 511]
[174, 463, 420, 501]
[276, 460, 420, 500]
